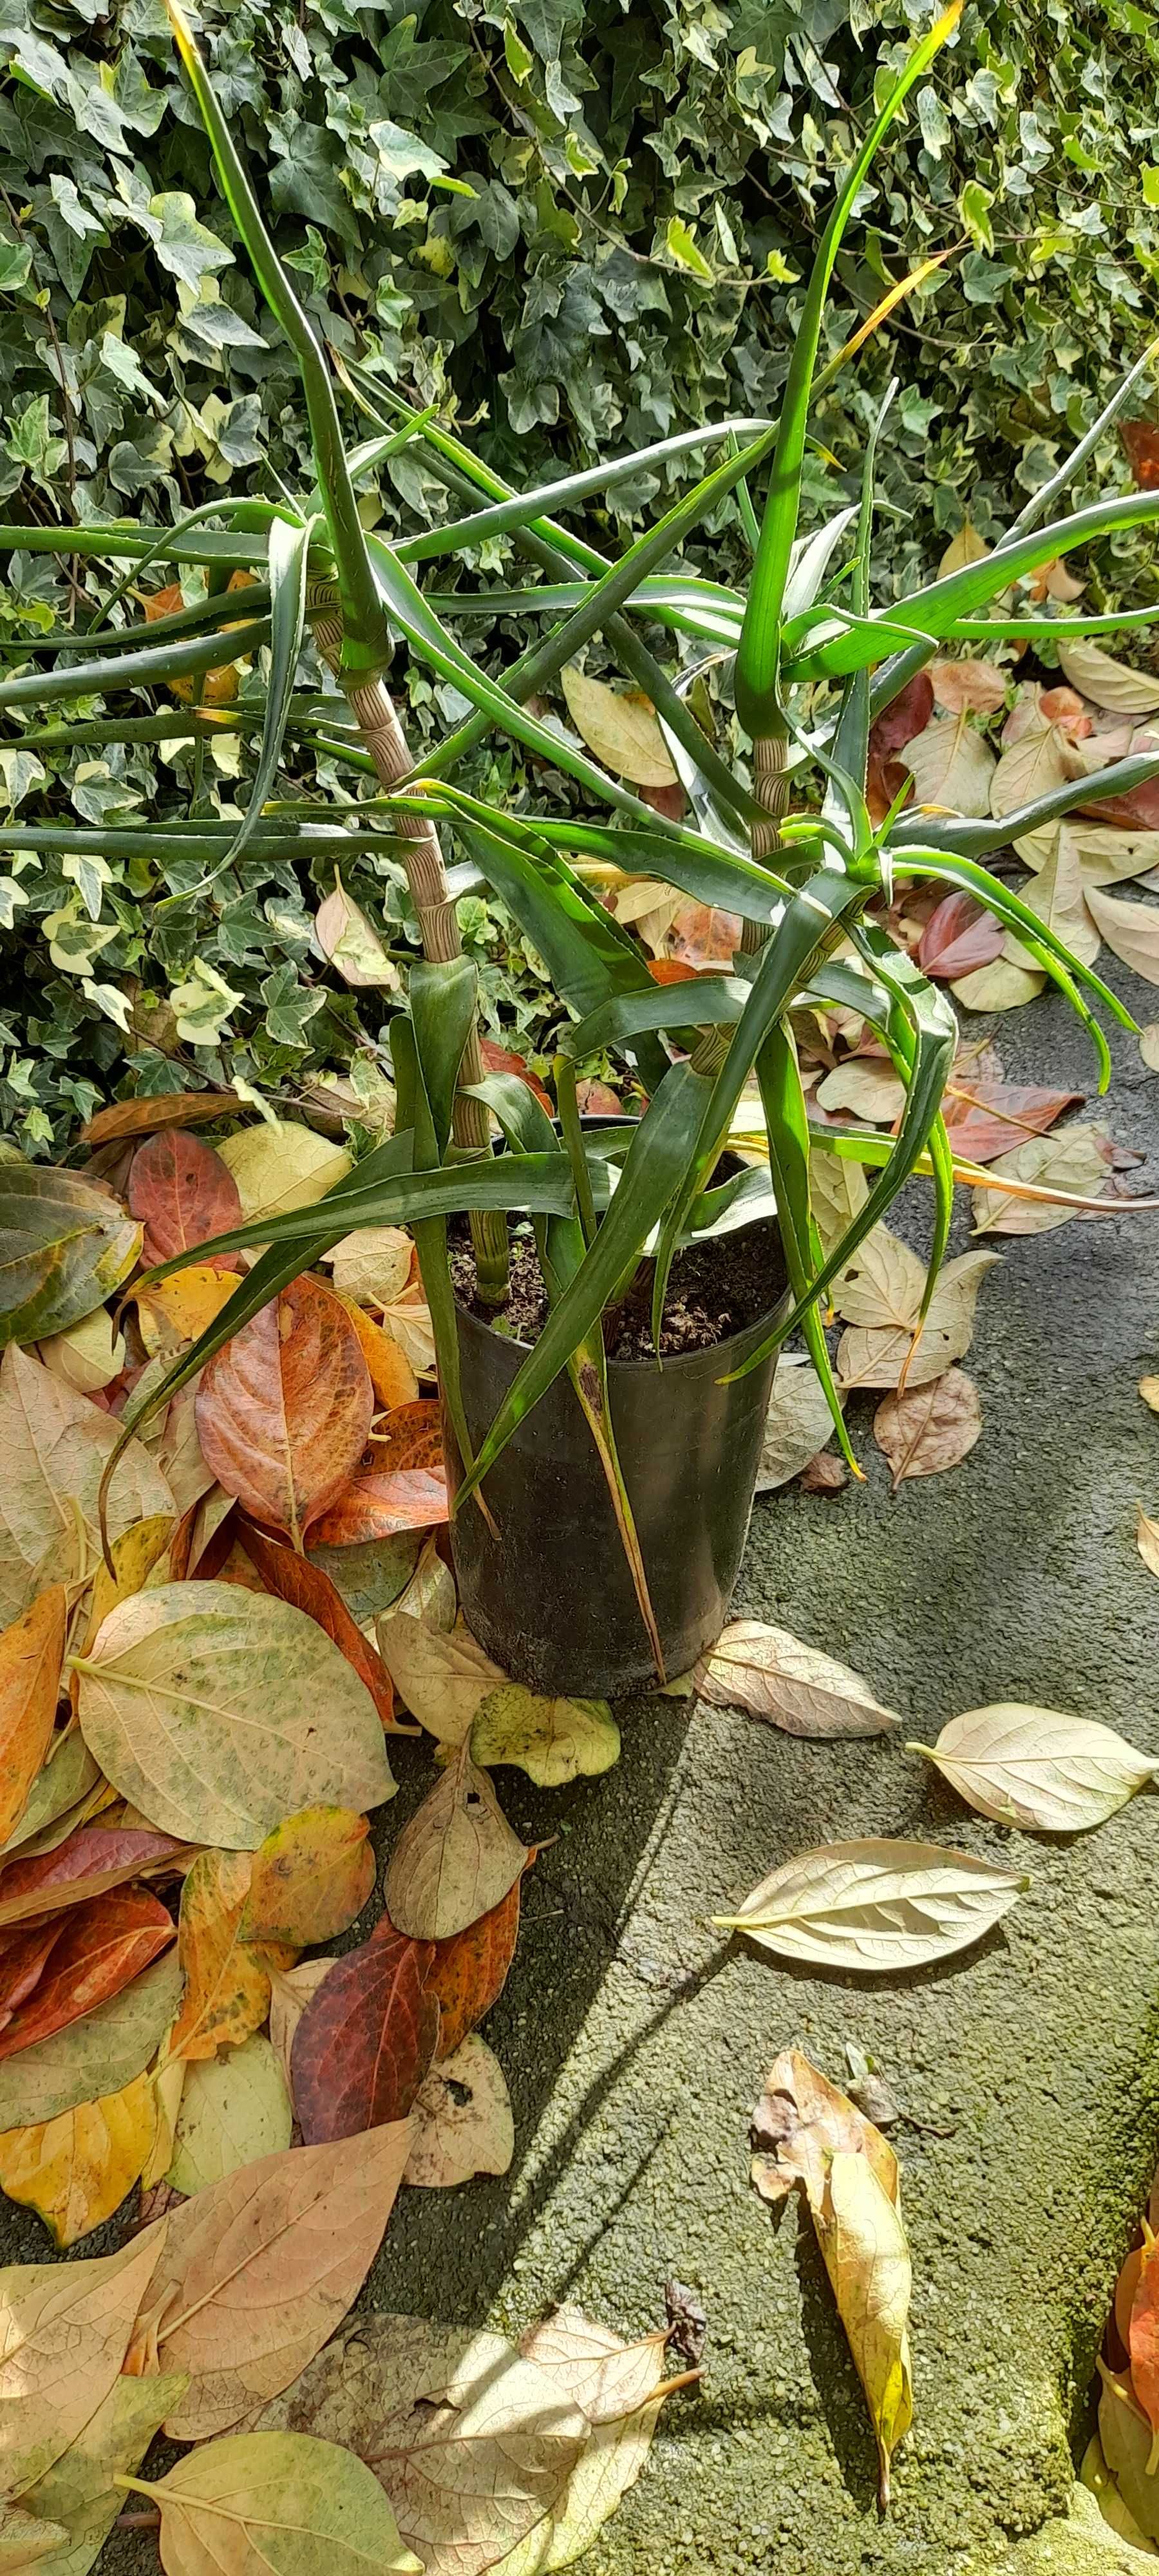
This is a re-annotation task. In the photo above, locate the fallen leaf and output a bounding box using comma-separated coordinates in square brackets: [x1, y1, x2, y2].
[910, 1702, 1158, 1830]
[470, 1687, 620, 1786]
[385, 1745, 527, 1940]
[195, 1276, 373, 1548]
[478, 1041, 554, 1112]
[815, 1063, 907, 1124]
[1081, 2421, 1158, 2555]
[1140, 1378, 1159, 1414]
[800, 1451, 847, 1495]
[1057, 638, 1159, 715]
[950, 956, 1046, 1011]
[930, 658, 1008, 716]
[816, 2150, 912, 2507]
[0, 1826, 186, 1932]
[129, 2122, 413, 2439]
[156, 1384, 216, 1519]
[75, 1518, 176, 1688]
[990, 718, 1079, 846]
[393, 1536, 457, 1632]
[1142, 1026, 1159, 1072]
[561, 667, 676, 787]
[833, 1245, 997, 1393]
[309, 1402, 448, 1546]
[125, 2430, 422, 2576]
[808, 1148, 869, 1259]
[427, 1880, 521, 2061]
[337, 1298, 419, 1413]
[142, 2056, 186, 2193]
[902, 712, 995, 818]
[0, 2223, 167, 2497]
[241, 1806, 375, 1949]
[376, 1618, 506, 1744]
[938, 521, 990, 577]
[402, 2034, 513, 2188]
[14, 2371, 185, 2576]
[167, 2035, 293, 2195]
[375, 1285, 437, 1380]
[0, 2072, 157, 2247]
[253, 2314, 589, 2576]
[0, 1921, 65, 2032]
[711, 1837, 1028, 1969]
[755, 1359, 839, 1492]
[136, 1267, 245, 1359]
[289, 1918, 438, 2144]
[0, 1950, 182, 2131]
[79, 1092, 240, 1148]
[1082, 883, 1159, 985]
[315, 871, 400, 991]
[0, 1739, 102, 1862]
[233, 1523, 396, 1728]
[749, 2046, 898, 2213]
[916, 893, 1004, 980]
[1018, 840, 1100, 970]
[75, 1580, 395, 1850]
[1139, 1506, 1159, 1579]
[329, 1227, 413, 1311]
[0, 1592, 65, 1846]
[0, 1888, 174, 2064]
[496, 2320, 669, 2571]
[216, 1122, 351, 1233]
[267, 1960, 335, 2092]
[168, 1850, 269, 2065]
[306, 1532, 421, 1627]
[972, 1124, 1111, 1233]
[1099, 2363, 1159, 2544]
[38, 1311, 126, 1396]
[518, 2308, 667, 2426]
[694, 1621, 898, 1739]
[1132, 2241, 1159, 2477]
[942, 1074, 1082, 1164]
[873, 1368, 982, 1487]
[0, 1347, 173, 1631]
[128, 1132, 243, 1271]
[0, 1163, 140, 1351]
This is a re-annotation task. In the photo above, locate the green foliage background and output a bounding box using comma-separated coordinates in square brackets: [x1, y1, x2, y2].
[0, 0, 1156, 1145]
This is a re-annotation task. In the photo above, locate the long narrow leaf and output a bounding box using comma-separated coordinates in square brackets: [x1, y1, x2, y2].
[0, 617, 270, 713]
[735, 0, 963, 728]
[160, 516, 314, 910]
[394, 422, 773, 564]
[755, 1024, 858, 1471]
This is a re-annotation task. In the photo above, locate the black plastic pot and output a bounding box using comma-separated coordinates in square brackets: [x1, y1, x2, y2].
[448, 1143, 788, 1698]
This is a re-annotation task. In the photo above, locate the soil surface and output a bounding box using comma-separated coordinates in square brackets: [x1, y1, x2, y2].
[46, 962, 1159, 2575]
[451, 1210, 786, 1359]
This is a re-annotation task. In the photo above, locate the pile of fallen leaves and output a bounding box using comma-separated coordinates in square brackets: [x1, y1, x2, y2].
[0, 1099, 693, 2574]
[1087, 2177, 1159, 2556]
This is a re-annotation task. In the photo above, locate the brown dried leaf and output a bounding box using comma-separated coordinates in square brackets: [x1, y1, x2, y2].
[127, 1131, 243, 1271]
[427, 1879, 521, 2060]
[518, 2307, 667, 2425]
[384, 1745, 527, 1940]
[0, 1347, 173, 1631]
[403, 2036, 514, 2187]
[694, 1621, 898, 1738]
[749, 2047, 900, 2214]
[0, 2222, 166, 2496]
[253, 2314, 589, 2576]
[873, 1368, 982, 1488]
[0, 1591, 65, 1846]
[168, 1850, 270, 2065]
[130, 2123, 413, 2441]
[289, 1920, 438, 2144]
[234, 1523, 397, 1729]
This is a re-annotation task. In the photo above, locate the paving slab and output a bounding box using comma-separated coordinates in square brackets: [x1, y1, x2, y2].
[15, 965, 1159, 2575]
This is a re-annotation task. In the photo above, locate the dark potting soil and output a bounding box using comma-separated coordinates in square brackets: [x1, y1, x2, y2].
[450, 1216, 786, 1361]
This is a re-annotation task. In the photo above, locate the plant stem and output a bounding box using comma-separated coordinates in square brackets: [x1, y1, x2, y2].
[307, 579, 509, 1303]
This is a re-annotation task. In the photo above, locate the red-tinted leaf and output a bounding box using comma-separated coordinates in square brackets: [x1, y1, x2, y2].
[0, 1917, 66, 2031]
[127, 1131, 243, 1271]
[665, 900, 739, 967]
[478, 1040, 552, 1113]
[869, 672, 935, 758]
[942, 1077, 1084, 1164]
[290, 1917, 438, 2142]
[234, 1522, 398, 1728]
[1079, 766, 1159, 829]
[1122, 419, 1159, 490]
[916, 893, 1004, 981]
[1131, 2236, 1159, 2452]
[647, 959, 700, 986]
[640, 779, 688, 822]
[0, 1885, 175, 2058]
[574, 1079, 621, 1115]
[196, 1274, 373, 1548]
[80, 1091, 241, 1148]
[0, 1826, 188, 1930]
[427, 1879, 521, 2061]
[308, 1400, 448, 1546]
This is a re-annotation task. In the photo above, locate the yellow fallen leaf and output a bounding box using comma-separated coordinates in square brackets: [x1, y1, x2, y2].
[816, 2148, 912, 2508]
[135, 1269, 244, 1356]
[1140, 1378, 1159, 1415]
[0, 2074, 157, 2248]
[1138, 1504, 1159, 1581]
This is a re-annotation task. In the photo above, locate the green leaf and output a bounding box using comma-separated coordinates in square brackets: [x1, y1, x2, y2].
[0, 1161, 141, 1346]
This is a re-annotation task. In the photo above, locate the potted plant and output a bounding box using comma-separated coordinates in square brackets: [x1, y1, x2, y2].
[8, 1, 1159, 1694]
